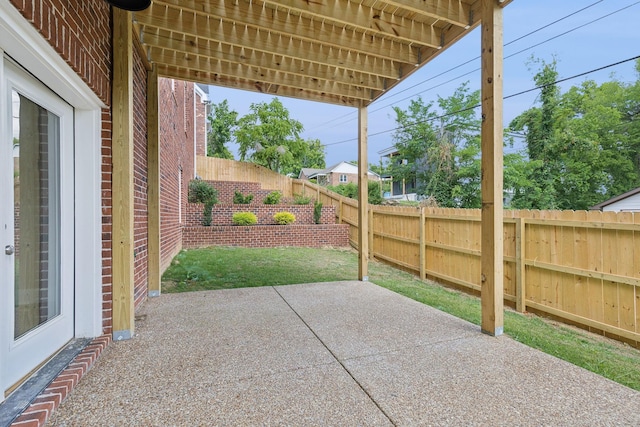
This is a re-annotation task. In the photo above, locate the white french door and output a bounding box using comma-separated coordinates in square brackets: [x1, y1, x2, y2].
[1, 58, 75, 393]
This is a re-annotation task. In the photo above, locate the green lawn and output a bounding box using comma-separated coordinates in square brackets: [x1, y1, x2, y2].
[162, 246, 640, 391]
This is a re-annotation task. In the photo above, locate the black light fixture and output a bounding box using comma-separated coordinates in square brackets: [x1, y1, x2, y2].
[105, 0, 151, 11]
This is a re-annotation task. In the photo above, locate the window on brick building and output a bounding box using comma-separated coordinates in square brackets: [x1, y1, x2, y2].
[339, 174, 347, 183]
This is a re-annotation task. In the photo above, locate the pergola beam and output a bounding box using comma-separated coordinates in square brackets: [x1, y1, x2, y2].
[480, 0, 504, 337]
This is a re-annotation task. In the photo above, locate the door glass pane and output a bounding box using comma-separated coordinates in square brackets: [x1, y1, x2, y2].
[12, 90, 61, 339]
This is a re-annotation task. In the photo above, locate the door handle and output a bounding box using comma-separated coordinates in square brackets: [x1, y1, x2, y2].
[5, 245, 14, 255]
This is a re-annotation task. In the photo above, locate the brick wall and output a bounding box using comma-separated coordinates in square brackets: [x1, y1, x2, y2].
[195, 91, 207, 156]
[184, 203, 336, 226]
[9, 0, 112, 105]
[159, 78, 196, 272]
[183, 224, 349, 249]
[133, 47, 148, 309]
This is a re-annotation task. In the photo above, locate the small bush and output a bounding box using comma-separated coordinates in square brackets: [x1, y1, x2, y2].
[313, 201, 323, 224]
[189, 180, 218, 204]
[188, 180, 218, 226]
[202, 201, 215, 226]
[263, 191, 282, 205]
[293, 193, 312, 205]
[233, 190, 254, 204]
[273, 212, 296, 225]
[232, 212, 258, 226]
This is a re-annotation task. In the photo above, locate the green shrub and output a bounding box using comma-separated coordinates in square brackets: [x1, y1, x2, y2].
[188, 180, 218, 226]
[232, 212, 258, 226]
[313, 201, 323, 224]
[202, 201, 215, 226]
[263, 191, 282, 205]
[273, 211, 296, 225]
[326, 182, 384, 205]
[327, 182, 358, 199]
[233, 190, 254, 204]
[293, 193, 312, 205]
[189, 180, 218, 204]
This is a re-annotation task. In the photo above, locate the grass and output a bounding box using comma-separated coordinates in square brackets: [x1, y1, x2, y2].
[162, 246, 640, 391]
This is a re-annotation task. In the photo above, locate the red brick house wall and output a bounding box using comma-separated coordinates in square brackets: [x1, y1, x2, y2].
[159, 78, 196, 272]
[133, 47, 149, 309]
[195, 89, 207, 156]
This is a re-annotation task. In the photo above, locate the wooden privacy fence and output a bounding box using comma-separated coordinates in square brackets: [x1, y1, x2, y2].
[293, 180, 640, 346]
[197, 156, 294, 196]
[198, 158, 639, 346]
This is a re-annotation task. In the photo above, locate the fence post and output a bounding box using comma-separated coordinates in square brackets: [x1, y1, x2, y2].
[515, 217, 526, 312]
[420, 207, 426, 280]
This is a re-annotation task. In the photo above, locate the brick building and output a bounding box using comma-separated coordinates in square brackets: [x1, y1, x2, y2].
[0, 2, 207, 421]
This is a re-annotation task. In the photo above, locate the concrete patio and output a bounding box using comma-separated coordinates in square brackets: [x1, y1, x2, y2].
[48, 281, 640, 426]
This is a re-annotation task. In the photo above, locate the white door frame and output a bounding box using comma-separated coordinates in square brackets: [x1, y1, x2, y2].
[0, 1, 105, 400]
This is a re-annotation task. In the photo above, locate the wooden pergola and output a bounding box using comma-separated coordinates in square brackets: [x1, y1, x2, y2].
[111, 0, 512, 340]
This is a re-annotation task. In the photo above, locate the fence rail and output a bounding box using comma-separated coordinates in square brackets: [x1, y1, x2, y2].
[200, 157, 640, 346]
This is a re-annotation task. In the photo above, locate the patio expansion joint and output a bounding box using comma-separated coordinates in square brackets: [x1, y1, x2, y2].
[338, 332, 480, 363]
[271, 286, 398, 427]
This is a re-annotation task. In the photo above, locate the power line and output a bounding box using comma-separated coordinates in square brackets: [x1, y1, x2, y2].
[309, 0, 638, 134]
[373, 0, 640, 114]
[321, 54, 640, 147]
[307, 0, 605, 132]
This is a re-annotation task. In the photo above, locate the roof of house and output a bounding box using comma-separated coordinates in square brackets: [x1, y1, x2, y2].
[589, 187, 640, 210]
[298, 168, 324, 179]
[304, 161, 380, 179]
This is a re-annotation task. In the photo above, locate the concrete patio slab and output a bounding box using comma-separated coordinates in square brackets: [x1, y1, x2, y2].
[47, 281, 640, 426]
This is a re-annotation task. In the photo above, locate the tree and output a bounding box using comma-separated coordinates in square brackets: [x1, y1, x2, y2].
[508, 58, 560, 209]
[235, 98, 306, 174]
[390, 82, 481, 207]
[207, 100, 237, 159]
[509, 58, 640, 210]
[292, 138, 326, 176]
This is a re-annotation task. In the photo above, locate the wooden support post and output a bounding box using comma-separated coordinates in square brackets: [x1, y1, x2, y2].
[420, 207, 426, 280]
[515, 217, 526, 312]
[357, 106, 369, 281]
[147, 65, 161, 297]
[111, 8, 135, 340]
[480, 0, 504, 336]
[368, 207, 374, 260]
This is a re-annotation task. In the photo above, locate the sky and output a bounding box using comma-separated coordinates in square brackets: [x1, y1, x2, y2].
[206, 0, 640, 167]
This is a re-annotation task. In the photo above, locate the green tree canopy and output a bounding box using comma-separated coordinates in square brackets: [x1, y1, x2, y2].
[508, 58, 640, 210]
[235, 98, 305, 174]
[207, 99, 237, 159]
[390, 82, 481, 207]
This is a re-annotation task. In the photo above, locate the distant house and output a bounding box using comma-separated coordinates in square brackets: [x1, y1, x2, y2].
[298, 161, 380, 186]
[590, 187, 640, 212]
[378, 147, 418, 199]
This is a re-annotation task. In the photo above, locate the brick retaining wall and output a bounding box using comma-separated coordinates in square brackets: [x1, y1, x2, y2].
[183, 224, 349, 248]
[185, 203, 336, 226]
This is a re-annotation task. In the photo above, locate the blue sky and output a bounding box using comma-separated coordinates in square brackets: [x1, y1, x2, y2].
[208, 0, 640, 166]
